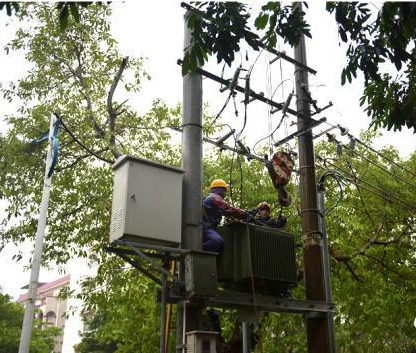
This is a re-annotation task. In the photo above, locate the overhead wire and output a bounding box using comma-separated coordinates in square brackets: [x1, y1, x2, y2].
[266, 52, 273, 154]
[352, 136, 416, 179]
[251, 49, 290, 156]
[231, 47, 268, 204]
[277, 43, 290, 141]
[326, 139, 416, 192]
[206, 93, 233, 133]
[235, 48, 265, 141]
[317, 156, 416, 211]
[270, 78, 295, 101]
[318, 170, 345, 215]
[320, 118, 416, 180]
[228, 134, 238, 206]
[252, 114, 286, 155]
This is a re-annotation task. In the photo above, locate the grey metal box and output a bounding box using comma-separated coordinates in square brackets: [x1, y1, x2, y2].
[217, 222, 297, 294]
[186, 331, 218, 353]
[110, 155, 184, 246]
[184, 251, 218, 298]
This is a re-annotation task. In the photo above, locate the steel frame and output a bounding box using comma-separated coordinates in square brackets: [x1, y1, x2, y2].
[107, 239, 336, 316]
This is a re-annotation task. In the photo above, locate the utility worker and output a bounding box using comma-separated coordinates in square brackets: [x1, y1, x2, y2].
[202, 179, 250, 252]
[255, 202, 287, 228]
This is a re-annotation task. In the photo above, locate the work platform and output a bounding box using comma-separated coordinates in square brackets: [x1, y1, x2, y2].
[107, 237, 336, 317]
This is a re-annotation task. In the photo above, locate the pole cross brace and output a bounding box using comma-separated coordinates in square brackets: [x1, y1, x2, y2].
[108, 240, 187, 284]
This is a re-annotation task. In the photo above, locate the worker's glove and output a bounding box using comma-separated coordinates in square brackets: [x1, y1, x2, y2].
[245, 213, 256, 223]
[246, 207, 258, 215]
[275, 215, 287, 228]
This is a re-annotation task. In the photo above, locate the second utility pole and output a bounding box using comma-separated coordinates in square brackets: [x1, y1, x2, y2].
[176, 11, 203, 353]
[294, 3, 332, 353]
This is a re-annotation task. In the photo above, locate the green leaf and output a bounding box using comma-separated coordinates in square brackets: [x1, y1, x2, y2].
[254, 13, 269, 30]
[69, 3, 80, 23]
[59, 4, 69, 30]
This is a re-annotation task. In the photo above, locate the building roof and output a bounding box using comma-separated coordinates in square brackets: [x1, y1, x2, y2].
[20, 282, 46, 290]
[17, 274, 71, 303]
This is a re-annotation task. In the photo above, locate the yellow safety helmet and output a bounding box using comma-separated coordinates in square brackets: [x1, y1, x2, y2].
[257, 202, 271, 210]
[210, 179, 230, 191]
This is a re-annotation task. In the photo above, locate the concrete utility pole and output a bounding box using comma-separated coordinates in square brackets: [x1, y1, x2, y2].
[176, 11, 203, 353]
[293, 3, 331, 353]
[19, 114, 56, 353]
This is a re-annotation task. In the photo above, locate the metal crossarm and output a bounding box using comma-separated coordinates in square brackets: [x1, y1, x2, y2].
[206, 290, 336, 315]
[274, 117, 327, 147]
[177, 60, 318, 122]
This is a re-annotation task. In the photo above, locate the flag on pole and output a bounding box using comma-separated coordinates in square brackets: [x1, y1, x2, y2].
[26, 115, 62, 177]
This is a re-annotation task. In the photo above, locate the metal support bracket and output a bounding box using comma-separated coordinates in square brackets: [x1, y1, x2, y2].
[274, 117, 327, 147]
[205, 290, 336, 315]
[107, 240, 187, 285]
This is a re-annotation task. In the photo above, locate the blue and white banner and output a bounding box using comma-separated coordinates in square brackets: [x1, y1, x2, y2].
[29, 116, 62, 177]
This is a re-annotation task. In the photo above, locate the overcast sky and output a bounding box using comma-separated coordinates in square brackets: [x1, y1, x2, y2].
[1, 1, 415, 300]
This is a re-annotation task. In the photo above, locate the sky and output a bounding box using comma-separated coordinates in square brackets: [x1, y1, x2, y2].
[1, 1, 416, 301]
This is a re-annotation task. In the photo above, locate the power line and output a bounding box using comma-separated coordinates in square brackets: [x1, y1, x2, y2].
[351, 136, 416, 179]
[252, 114, 286, 155]
[317, 157, 416, 211]
[320, 119, 416, 180]
[329, 140, 416, 192]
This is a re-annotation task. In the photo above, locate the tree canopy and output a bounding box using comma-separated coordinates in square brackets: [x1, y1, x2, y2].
[1, 2, 416, 353]
[183, 2, 416, 132]
[0, 289, 60, 353]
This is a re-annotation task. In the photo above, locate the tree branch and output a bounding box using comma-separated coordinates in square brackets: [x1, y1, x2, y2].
[73, 45, 106, 138]
[55, 147, 110, 172]
[107, 56, 129, 159]
[343, 261, 365, 283]
[60, 120, 114, 164]
[364, 254, 409, 279]
[51, 48, 106, 138]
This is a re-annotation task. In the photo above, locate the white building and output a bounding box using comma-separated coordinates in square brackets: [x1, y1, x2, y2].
[18, 274, 70, 353]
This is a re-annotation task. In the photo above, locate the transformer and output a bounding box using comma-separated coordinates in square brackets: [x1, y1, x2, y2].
[217, 222, 297, 295]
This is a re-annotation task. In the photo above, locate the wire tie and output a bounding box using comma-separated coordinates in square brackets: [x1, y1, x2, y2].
[298, 165, 315, 171]
[181, 123, 203, 129]
[299, 208, 321, 215]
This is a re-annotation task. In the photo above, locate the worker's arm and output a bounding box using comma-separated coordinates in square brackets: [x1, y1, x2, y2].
[211, 193, 248, 219]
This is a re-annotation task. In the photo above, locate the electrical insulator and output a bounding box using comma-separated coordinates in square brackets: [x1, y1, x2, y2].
[338, 125, 349, 136]
[244, 74, 251, 104]
[215, 129, 235, 145]
[237, 140, 250, 155]
[228, 66, 242, 92]
[326, 133, 336, 143]
[350, 137, 356, 152]
[337, 143, 343, 156]
[282, 91, 294, 117]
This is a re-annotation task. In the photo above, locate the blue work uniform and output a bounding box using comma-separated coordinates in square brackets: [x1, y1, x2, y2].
[202, 190, 247, 252]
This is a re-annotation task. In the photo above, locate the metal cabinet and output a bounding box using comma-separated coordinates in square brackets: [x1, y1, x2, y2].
[110, 155, 184, 246]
